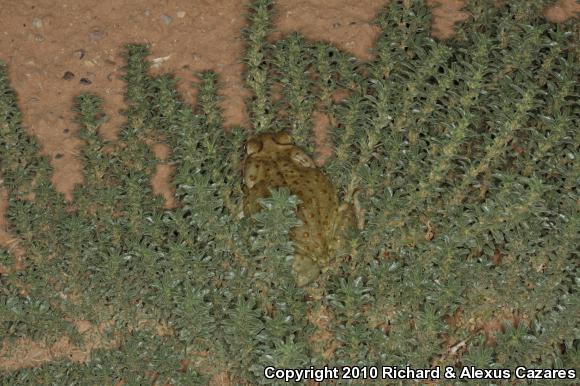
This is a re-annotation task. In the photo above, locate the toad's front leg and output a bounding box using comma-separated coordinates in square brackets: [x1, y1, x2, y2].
[292, 253, 320, 287]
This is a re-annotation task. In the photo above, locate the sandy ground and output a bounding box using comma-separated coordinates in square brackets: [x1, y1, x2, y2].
[0, 0, 578, 374]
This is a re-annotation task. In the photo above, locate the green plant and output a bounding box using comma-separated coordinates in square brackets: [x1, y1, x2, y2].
[1, 0, 578, 384]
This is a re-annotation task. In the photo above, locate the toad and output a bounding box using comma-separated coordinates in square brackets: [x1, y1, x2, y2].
[243, 131, 354, 286]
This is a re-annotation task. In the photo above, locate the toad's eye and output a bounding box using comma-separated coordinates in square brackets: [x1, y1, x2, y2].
[291, 149, 315, 168]
[274, 131, 292, 145]
[246, 138, 263, 155]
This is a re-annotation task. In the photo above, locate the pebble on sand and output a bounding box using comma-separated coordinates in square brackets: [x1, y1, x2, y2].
[73, 49, 86, 60]
[32, 18, 43, 29]
[89, 30, 106, 43]
[161, 14, 173, 25]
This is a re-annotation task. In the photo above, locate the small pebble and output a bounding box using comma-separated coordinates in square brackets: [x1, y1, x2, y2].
[73, 49, 85, 60]
[32, 18, 43, 29]
[176, 11, 186, 18]
[161, 14, 172, 25]
[80, 78, 92, 85]
[89, 30, 106, 43]
[63, 71, 75, 80]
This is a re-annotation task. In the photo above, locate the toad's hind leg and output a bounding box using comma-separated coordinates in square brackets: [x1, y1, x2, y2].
[327, 201, 356, 261]
[332, 186, 364, 238]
